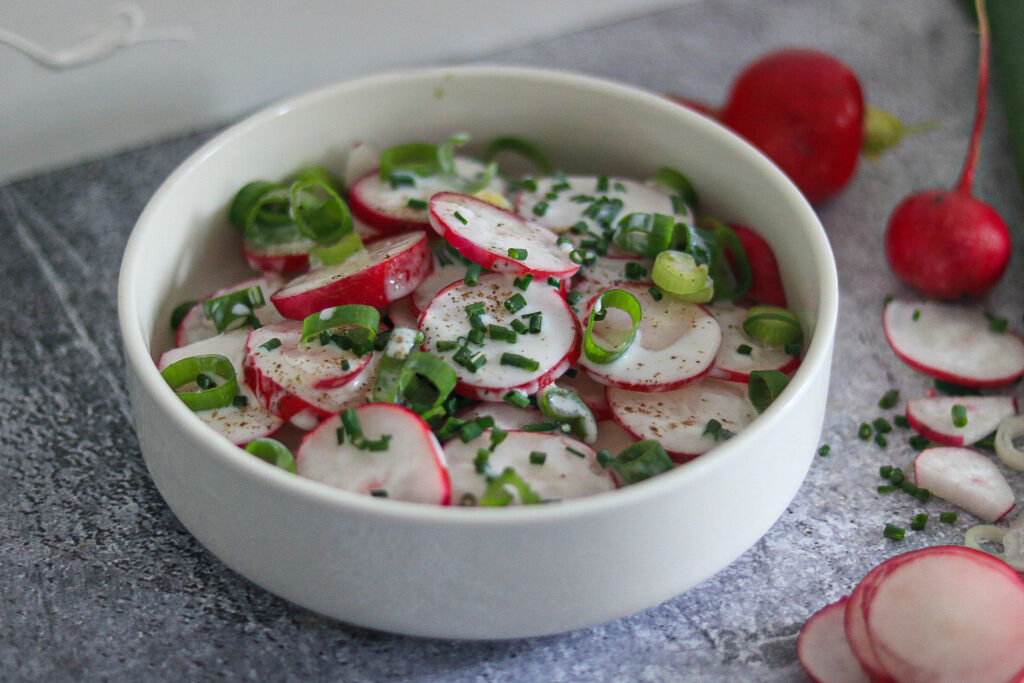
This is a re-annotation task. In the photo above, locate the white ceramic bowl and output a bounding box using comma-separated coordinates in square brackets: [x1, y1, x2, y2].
[119, 65, 838, 639]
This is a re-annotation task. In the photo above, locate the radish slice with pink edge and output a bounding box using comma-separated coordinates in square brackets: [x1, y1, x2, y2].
[349, 158, 506, 234]
[386, 296, 420, 331]
[843, 570, 894, 681]
[271, 231, 432, 319]
[883, 299, 1024, 387]
[242, 237, 314, 274]
[568, 256, 653, 306]
[429, 192, 580, 279]
[913, 446, 1015, 522]
[456, 402, 546, 431]
[592, 419, 637, 456]
[861, 545, 1024, 683]
[417, 273, 580, 401]
[444, 430, 617, 505]
[578, 283, 721, 391]
[158, 329, 284, 445]
[906, 394, 1017, 447]
[797, 597, 871, 683]
[514, 175, 694, 233]
[410, 242, 479, 315]
[244, 323, 378, 430]
[706, 302, 801, 382]
[607, 378, 758, 462]
[555, 368, 612, 421]
[296, 403, 450, 504]
[176, 274, 285, 347]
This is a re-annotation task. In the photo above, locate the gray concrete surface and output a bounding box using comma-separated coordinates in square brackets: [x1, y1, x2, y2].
[2, 0, 1022, 680]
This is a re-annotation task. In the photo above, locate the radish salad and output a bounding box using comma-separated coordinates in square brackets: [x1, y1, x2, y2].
[159, 134, 803, 506]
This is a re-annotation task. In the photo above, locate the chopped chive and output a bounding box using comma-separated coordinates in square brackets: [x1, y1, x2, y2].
[464, 263, 482, 286]
[951, 404, 968, 428]
[473, 448, 491, 474]
[703, 418, 734, 441]
[888, 468, 905, 485]
[260, 337, 282, 352]
[340, 408, 362, 441]
[521, 422, 558, 432]
[596, 449, 612, 467]
[566, 291, 582, 305]
[624, 262, 648, 280]
[464, 301, 486, 316]
[874, 434, 888, 447]
[784, 341, 803, 356]
[564, 367, 578, 378]
[880, 465, 893, 478]
[915, 487, 931, 503]
[985, 312, 1008, 333]
[436, 340, 458, 352]
[510, 318, 528, 334]
[569, 250, 584, 265]
[912, 309, 921, 321]
[894, 415, 910, 428]
[878, 389, 900, 409]
[500, 353, 539, 372]
[547, 276, 560, 287]
[363, 435, 392, 452]
[909, 435, 931, 451]
[489, 428, 508, 449]
[504, 390, 530, 408]
[507, 247, 528, 260]
[933, 379, 981, 396]
[524, 311, 543, 334]
[335, 426, 346, 445]
[877, 485, 898, 493]
[459, 420, 484, 443]
[465, 351, 487, 372]
[467, 328, 485, 346]
[900, 481, 918, 495]
[858, 423, 872, 440]
[566, 446, 587, 458]
[341, 359, 351, 371]
[195, 373, 216, 390]
[370, 488, 389, 497]
[873, 418, 893, 434]
[513, 274, 534, 290]
[454, 210, 468, 225]
[488, 324, 517, 343]
[406, 198, 428, 210]
[648, 285, 663, 301]
[817, 444, 831, 457]
[529, 451, 547, 465]
[232, 394, 249, 408]
[468, 312, 486, 331]
[596, 176, 609, 192]
[532, 201, 549, 217]
[940, 511, 958, 524]
[736, 344, 753, 356]
[883, 523, 906, 541]
[910, 513, 928, 531]
[504, 293, 527, 313]
[170, 300, 198, 331]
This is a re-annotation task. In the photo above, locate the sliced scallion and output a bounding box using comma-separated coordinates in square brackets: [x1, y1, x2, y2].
[244, 438, 297, 474]
[583, 288, 642, 365]
[747, 369, 789, 413]
[202, 286, 265, 333]
[651, 167, 699, 211]
[536, 385, 597, 443]
[742, 305, 803, 347]
[603, 440, 674, 484]
[160, 354, 238, 411]
[300, 304, 379, 345]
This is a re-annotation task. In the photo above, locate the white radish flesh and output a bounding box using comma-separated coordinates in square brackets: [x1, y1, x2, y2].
[410, 242, 475, 314]
[176, 275, 285, 347]
[905, 394, 1017, 447]
[797, 597, 871, 683]
[579, 283, 721, 391]
[445, 430, 616, 504]
[349, 158, 505, 234]
[555, 368, 613, 421]
[296, 403, 449, 504]
[592, 419, 637, 457]
[158, 329, 284, 445]
[706, 302, 801, 382]
[418, 273, 580, 401]
[515, 175, 693, 233]
[245, 320, 371, 390]
[242, 236, 315, 274]
[862, 546, 1024, 683]
[429, 192, 580, 279]
[607, 378, 758, 461]
[342, 141, 381, 189]
[271, 231, 432, 319]
[883, 299, 1024, 387]
[569, 256, 653, 306]
[455, 402, 547, 431]
[913, 446, 1015, 522]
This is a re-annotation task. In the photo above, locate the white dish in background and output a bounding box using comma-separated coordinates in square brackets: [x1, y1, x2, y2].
[118, 65, 838, 639]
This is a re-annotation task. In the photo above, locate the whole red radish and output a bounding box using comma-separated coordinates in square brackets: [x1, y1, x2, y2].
[884, 0, 1010, 299]
[719, 48, 864, 203]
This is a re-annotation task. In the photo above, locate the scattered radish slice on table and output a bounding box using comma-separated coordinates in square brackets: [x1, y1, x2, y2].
[883, 298, 1024, 387]
[429, 192, 580, 279]
[417, 273, 580, 401]
[913, 446, 1015, 523]
[271, 231, 433, 319]
[158, 329, 284, 445]
[296, 403, 450, 504]
[905, 394, 1017, 447]
[796, 597, 871, 683]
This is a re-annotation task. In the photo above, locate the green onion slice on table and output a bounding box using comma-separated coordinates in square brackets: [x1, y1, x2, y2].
[160, 354, 239, 411]
[583, 288, 643, 364]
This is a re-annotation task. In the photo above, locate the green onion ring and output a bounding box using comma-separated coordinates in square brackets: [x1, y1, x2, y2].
[202, 285, 265, 333]
[742, 305, 802, 347]
[170, 300, 198, 331]
[748, 369, 790, 413]
[605, 440, 674, 484]
[613, 212, 679, 257]
[583, 288, 643, 364]
[379, 141, 441, 179]
[536, 385, 597, 443]
[160, 354, 239, 411]
[308, 230, 364, 268]
[398, 352, 458, 413]
[229, 180, 280, 229]
[437, 133, 471, 178]
[301, 304, 380, 344]
[483, 136, 553, 175]
[651, 166, 699, 211]
[290, 178, 353, 244]
[652, 250, 710, 297]
[708, 221, 751, 300]
[479, 467, 544, 506]
[244, 438, 297, 474]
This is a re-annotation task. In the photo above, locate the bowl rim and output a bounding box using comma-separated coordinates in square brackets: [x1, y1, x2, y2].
[118, 63, 839, 526]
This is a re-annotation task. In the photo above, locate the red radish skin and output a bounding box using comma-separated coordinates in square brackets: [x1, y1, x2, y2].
[861, 546, 1024, 683]
[905, 395, 1017, 447]
[429, 192, 580, 279]
[884, 0, 1011, 299]
[797, 597, 871, 683]
[242, 238, 313, 274]
[719, 48, 865, 203]
[271, 231, 433, 319]
[726, 224, 787, 307]
[296, 403, 450, 505]
[844, 572, 896, 681]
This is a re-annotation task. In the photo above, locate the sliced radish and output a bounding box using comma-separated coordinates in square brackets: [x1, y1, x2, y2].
[569, 256, 653, 307]
[242, 236, 315, 274]
[514, 175, 693, 233]
[410, 242, 477, 315]
[906, 394, 1017, 447]
[385, 296, 420, 331]
[797, 597, 871, 683]
[913, 446, 1015, 522]
[592, 419, 637, 456]
[861, 546, 1024, 683]
[271, 231, 432, 319]
[726, 224, 787, 307]
[607, 378, 758, 461]
[444, 430, 616, 505]
[158, 329, 284, 445]
[555, 368, 612, 421]
[706, 301, 801, 382]
[348, 158, 505, 234]
[455, 402, 546, 431]
[342, 141, 380, 189]
[883, 299, 1024, 387]
[244, 324, 378, 429]
[417, 273, 580, 401]
[843, 577, 891, 681]
[429, 192, 580, 279]
[578, 283, 721, 391]
[176, 274, 285, 347]
[296, 403, 449, 504]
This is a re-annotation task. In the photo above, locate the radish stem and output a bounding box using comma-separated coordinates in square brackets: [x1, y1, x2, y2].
[955, 0, 990, 194]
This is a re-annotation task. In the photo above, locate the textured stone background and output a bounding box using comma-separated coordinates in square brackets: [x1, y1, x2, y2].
[2, 0, 1022, 680]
